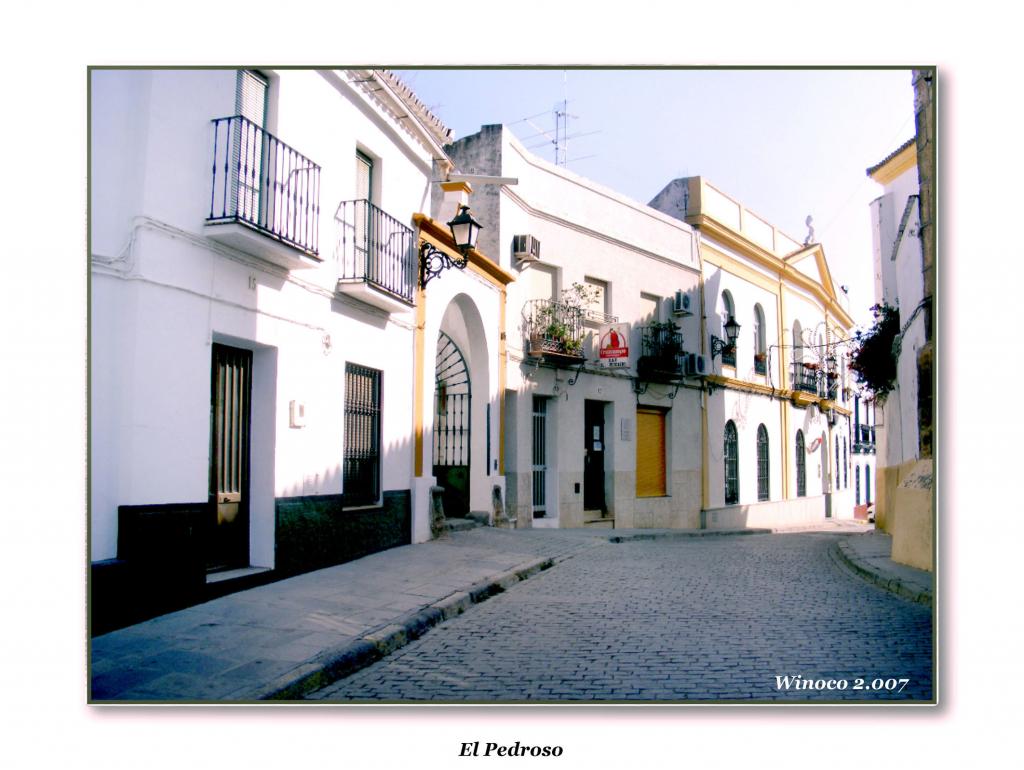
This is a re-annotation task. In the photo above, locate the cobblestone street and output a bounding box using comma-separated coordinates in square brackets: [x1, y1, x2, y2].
[308, 532, 933, 702]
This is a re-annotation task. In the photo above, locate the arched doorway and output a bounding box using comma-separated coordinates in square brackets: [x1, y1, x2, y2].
[433, 331, 471, 517]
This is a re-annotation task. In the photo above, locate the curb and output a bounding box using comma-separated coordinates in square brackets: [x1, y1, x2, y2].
[247, 555, 558, 701]
[607, 528, 772, 543]
[829, 538, 933, 608]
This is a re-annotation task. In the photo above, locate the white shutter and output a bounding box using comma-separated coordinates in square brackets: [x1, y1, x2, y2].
[236, 70, 268, 125]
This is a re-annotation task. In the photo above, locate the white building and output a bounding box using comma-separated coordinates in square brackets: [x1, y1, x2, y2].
[866, 137, 933, 570]
[442, 126, 704, 529]
[649, 177, 858, 529]
[90, 68, 508, 627]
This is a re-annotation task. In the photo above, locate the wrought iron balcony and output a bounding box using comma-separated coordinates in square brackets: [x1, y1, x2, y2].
[854, 425, 876, 453]
[791, 362, 821, 395]
[637, 324, 684, 381]
[335, 199, 417, 306]
[207, 115, 321, 260]
[524, 299, 586, 363]
[721, 345, 736, 367]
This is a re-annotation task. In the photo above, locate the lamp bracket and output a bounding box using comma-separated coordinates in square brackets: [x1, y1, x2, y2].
[420, 241, 468, 288]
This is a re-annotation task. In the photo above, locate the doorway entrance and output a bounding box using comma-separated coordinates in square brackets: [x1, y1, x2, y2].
[209, 343, 252, 571]
[433, 331, 471, 517]
[584, 400, 606, 512]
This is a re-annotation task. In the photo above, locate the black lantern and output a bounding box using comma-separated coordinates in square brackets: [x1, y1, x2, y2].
[711, 314, 742, 360]
[447, 204, 483, 253]
[420, 204, 484, 288]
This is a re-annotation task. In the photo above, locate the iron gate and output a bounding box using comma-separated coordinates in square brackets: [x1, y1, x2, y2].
[433, 332, 471, 516]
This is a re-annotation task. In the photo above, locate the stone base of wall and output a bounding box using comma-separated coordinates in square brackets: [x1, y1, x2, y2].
[703, 496, 827, 530]
[274, 489, 411, 576]
[888, 459, 934, 571]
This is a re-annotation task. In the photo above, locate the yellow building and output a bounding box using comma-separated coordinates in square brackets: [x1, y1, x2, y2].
[650, 177, 859, 528]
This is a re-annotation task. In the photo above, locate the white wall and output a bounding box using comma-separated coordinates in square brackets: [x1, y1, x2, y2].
[90, 69, 439, 563]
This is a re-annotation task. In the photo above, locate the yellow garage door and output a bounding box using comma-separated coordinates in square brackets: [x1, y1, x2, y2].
[636, 408, 666, 497]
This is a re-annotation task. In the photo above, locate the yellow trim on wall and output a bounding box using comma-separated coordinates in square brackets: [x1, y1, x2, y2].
[868, 142, 917, 185]
[413, 285, 426, 478]
[701, 245, 780, 295]
[695, 217, 854, 329]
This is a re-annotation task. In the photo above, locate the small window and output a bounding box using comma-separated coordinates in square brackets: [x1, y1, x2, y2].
[795, 429, 806, 497]
[865, 466, 872, 504]
[355, 150, 374, 204]
[844, 438, 848, 489]
[724, 420, 739, 504]
[344, 363, 382, 506]
[835, 437, 840, 491]
[756, 424, 769, 502]
[855, 466, 861, 505]
[753, 304, 766, 374]
[583, 276, 609, 323]
[792, 320, 804, 365]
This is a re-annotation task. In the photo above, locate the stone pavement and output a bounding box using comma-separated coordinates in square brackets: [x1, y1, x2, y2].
[310, 527, 933, 702]
[90, 520, 930, 702]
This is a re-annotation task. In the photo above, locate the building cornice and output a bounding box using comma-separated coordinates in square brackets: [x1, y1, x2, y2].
[867, 139, 917, 185]
[693, 215, 854, 329]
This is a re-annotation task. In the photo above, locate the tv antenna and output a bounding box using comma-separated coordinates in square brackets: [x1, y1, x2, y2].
[511, 73, 599, 167]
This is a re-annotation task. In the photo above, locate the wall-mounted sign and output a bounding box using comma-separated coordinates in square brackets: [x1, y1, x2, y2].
[598, 322, 630, 368]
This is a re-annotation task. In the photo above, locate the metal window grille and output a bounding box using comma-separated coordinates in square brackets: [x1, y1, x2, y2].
[856, 466, 861, 505]
[344, 363, 382, 506]
[865, 466, 871, 504]
[844, 440, 848, 489]
[433, 333, 471, 467]
[835, 437, 840, 491]
[532, 397, 547, 517]
[756, 424, 770, 502]
[796, 430, 806, 497]
[724, 420, 739, 505]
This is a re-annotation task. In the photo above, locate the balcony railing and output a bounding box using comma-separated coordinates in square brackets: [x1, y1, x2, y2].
[791, 362, 821, 395]
[637, 325, 684, 381]
[335, 199, 417, 304]
[524, 299, 586, 362]
[790, 363, 841, 399]
[207, 115, 321, 257]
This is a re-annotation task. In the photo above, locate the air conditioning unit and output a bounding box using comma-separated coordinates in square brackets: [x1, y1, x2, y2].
[684, 353, 707, 376]
[512, 234, 541, 264]
[672, 289, 692, 316]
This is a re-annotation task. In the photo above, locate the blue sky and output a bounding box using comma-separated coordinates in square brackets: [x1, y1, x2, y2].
[394, 67, 916, 328]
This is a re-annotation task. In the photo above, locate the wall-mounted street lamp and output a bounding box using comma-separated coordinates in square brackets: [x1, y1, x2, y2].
[419, 204, 483, 288]
[710, 315, 741, 359]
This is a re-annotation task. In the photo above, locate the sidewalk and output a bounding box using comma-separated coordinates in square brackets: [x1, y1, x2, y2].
[90, 527, 610, 702]
[829, 529, 934, 607]
[90, 523, 929, 702]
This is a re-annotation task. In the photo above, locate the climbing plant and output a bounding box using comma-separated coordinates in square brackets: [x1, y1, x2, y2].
[849, 303, 900, 400]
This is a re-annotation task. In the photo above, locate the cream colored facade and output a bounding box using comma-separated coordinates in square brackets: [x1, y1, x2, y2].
[650, 177, 859, 529]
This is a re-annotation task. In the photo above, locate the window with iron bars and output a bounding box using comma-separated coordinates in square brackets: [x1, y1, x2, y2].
[724, 420, 739, 505]
[795, 429, 806, 497]
[344, 363, 382, 506]
[756, 424, 769, 502]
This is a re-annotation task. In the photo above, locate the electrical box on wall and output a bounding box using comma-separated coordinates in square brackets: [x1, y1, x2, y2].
[289, 400, 307, 428]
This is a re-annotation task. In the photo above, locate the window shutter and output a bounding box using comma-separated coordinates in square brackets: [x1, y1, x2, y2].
[636, 408, 666, 497]
[236, 70, 268, 126]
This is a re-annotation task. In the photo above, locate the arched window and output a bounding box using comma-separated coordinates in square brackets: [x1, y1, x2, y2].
[724, 420, 739, 504]
[865, 466, 872, 504]
[855, 466, 861, 505]
[756, 424, 769, 501]
[721, 291, 736, 367]
[753, 304, 766, 374]
[834, 436, 840, 491]
[795, 429, 806, 497]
